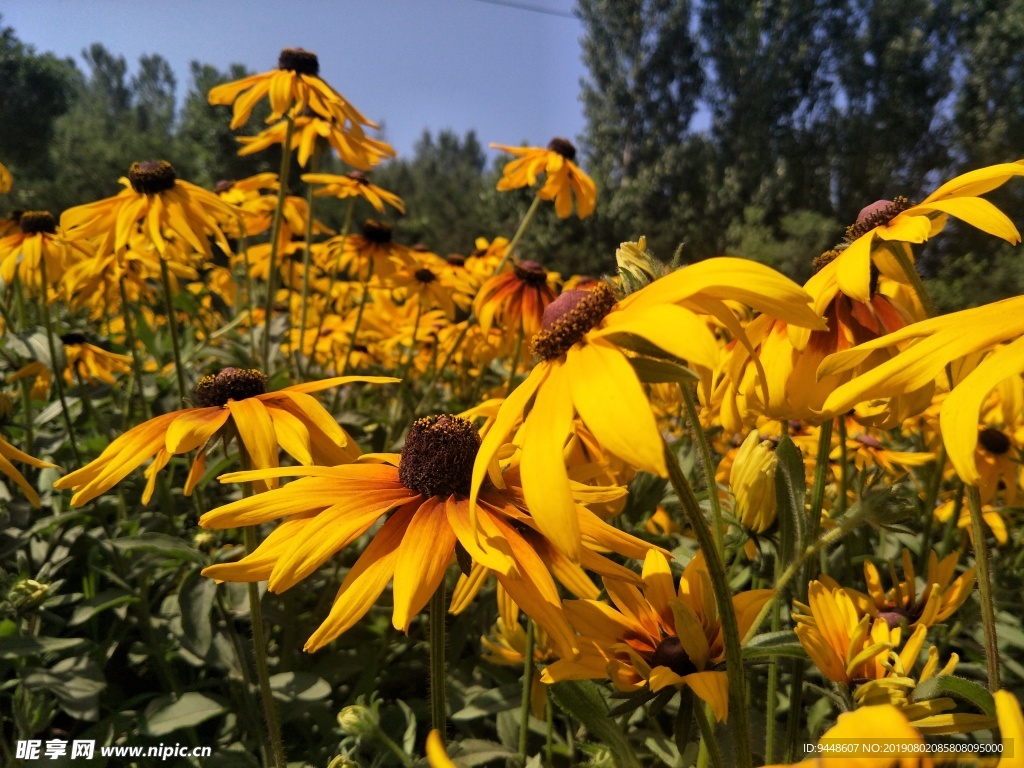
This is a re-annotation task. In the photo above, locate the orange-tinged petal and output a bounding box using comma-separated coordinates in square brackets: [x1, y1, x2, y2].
[392, 497, 458, 631]
[226, 397, 278, 483]
[165, 407, 230, 454]
[683, 670, 730, 722]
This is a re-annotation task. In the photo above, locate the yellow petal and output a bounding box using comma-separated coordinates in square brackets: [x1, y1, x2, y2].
[683, 670, 730, 723]
[391, 497, 457, 632]
[164, 407, 230, 454]
[835, 232, 873, 303]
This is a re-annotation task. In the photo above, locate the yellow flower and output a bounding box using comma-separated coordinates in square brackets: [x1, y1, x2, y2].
[542, 550, 773, 722]
[0, 433, 57, 507]
[387, 254, 475, 320]
[61, 334, 133, 386]
[300, 171, 405, 213]
[200, 415, 655, 653]
[832, 162, 1024, 304]
[724, 430, 778, 536]
[53, 370, 392, 506]
[0, 211, 90, 295]
[492, 138, 597, 219]
[238, 112, 396, 170]
[60, 161, 237, 264]
[208, 48, 373, 133]
[833, 549, 975, 630]
[470, 259, 824, 560]
[473, 259, 558, 339]
[818, 297, 1024, 487]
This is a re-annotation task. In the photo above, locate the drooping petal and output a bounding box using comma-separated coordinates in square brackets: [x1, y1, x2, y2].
[391, 497, 458, 631]
[165, 407, 230, 454]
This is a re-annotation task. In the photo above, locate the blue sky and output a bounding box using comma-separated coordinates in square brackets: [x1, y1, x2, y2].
[2, 0, 588, 159]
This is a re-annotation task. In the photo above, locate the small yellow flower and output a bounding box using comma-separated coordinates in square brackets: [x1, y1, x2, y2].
[492, 138, 597, 219]
[301, 171, 404, 214]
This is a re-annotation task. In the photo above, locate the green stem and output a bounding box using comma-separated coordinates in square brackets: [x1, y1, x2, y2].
[18, 378, 34, 455]
[296, 146, 321, 381]
[918, 444, 946, 573]
[243, 526, 286, 768]
[159, 257, 188, 407]
[518, 619, 536, 762]
[694, 703, 724, 768]
[340, 256, 373, 377]
[765, 557, 783, 763]
[399, 298, 424, 380]
[35, 265, 81, 468]
[886, 242, 938, 319]
[429, 583, 448, 743]
[835, 417, 848, 518]
[663, 437, 752, 768]
[262, 116, 296, 371]
[966, 484, 1000, 691]
[496, 195, 543, 274]
[545, 690, 554, 767]
[680, 383, 724, 556]
[315, 197, 357, 370]
[374, 728, 414, 768]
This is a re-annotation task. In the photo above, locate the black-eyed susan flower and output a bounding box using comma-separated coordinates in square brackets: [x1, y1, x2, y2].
[492, 138, 597, 219]
[388, 254, 475, 320]
[832, 549, 975, 630]
[321, 219, 412, 281]
[60, 161, 238, 264]
[832, 162, 1024, 304]
[473, 259, 558, 339]
[239, 111, 396, 170]
[0, 211, 90, 295]
[52, 369, 394, 506]
[0, 433, 57, 507]
[541, 550, 773, 722]
[301, 171, 405, 214]
[200, 414, 656, 653]
[470, 258, 825, 561]
[60, 333, 133, 387]
[208, 48, 373, 133]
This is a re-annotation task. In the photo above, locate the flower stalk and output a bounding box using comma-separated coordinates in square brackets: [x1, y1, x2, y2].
[262, 116, 296, 370]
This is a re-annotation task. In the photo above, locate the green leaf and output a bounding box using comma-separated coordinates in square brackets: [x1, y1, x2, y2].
[178, 569, 217, 657]
[144, 692, 226, 736]
[68, 591, 138, 627]
[0, 636, 86, 658]
[550, 680, 641, 768]
[269, 672, 331, 703]
[453, 740, 517, 766]
[913, 675, 995, 717]
[774, 436, 806, 568]
[109, 533, 204, 563]
[452, 683, 522, 719]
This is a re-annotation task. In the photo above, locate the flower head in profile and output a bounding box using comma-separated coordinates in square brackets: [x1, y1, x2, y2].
[301, 171, 405, 214]
[0, 211, 91, 295]
[492, 138, 597, 218]
[60, 161, 238, 264]
[53, 371, 393, 506]
[238, 111, 396, 170]
[0, 432, 57, 508]
[200, 414, 656, 653]
[473, 259, 558, 339]
[60, 333, 133, 387]
[470, 258, 824, 561]
[542, 550, 774, 722]
[208, 48, 374, 133]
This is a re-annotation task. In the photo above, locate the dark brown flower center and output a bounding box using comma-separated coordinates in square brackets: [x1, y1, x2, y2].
[215, 180, 235, 194]
[979, 427, 1011, 456]
[128, 161, 177, 194]
[513, 260, 548, 287]
[445, 254, 466, 267]
[18, 211, 56, 235]
[278, 48, 319, 76]
[648, 636, 697, 677]
[877, 607, 914, 631]
[846, 197, 912, 241]
[399, 415, 481, 498]
[346, 170, 369, 185]
[414, 268, 437, 284]
[547, 137, 577, 162]
[812, 248, 840, 273]
[362, 219, 392, 245]
[530, 283, 617, 361]
[60, 332, 88, 345]
[194, 367, 267, 407]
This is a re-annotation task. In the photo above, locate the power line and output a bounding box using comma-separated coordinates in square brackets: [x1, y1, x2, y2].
[468, 0, 576, 19]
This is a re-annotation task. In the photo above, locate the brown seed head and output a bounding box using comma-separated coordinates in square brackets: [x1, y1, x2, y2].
[194, 367, 267, 407]
[128, 161, 177, 194]
[399, 415, 481, 497]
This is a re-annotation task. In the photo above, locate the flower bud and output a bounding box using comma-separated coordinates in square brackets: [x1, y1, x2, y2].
[615, 236, 667, 294]
[729, 431, 778, 533]
[337, 703, 377, 737]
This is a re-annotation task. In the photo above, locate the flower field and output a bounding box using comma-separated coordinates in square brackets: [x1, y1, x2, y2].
[3, 43, 1024, 768]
